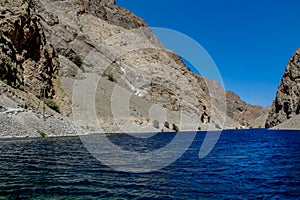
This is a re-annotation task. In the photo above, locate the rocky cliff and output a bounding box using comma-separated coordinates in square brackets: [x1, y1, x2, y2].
[265, 49, 300, 128]
[0, 0, 82, 137]
[226, 91, 268, 127]
[0, 0, 269, 137]
[30, 0, 219, 133]
[0, 0, 59, 98]
[204, 78, 269, 128]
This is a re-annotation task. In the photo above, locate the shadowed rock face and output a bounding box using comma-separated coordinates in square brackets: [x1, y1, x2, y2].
[265, 48, 300, 128]
[0, 0, 59, 98]
[226, 91, 268, 127]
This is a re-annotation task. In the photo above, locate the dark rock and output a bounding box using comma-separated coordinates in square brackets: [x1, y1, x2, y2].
[0, 105, 7, 112]
[0, 0, 59, 99]
[265, 48, 300, 128]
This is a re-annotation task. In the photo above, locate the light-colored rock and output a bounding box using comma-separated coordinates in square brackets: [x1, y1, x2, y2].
[271, 115, 300, 130]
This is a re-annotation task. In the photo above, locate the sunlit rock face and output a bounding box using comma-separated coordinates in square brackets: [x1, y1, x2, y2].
[266, 48, 300, 128]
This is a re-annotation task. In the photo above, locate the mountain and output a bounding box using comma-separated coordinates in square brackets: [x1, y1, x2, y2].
[265, 48, 300, 129]
[203, 78, 269, 128]
[0, 0, 267, 137]
[226, 91, 269, 128]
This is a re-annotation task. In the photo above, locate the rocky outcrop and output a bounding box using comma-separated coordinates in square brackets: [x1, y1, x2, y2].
[271, 115, 300, 130]
[265, 49, 300, 128]
[0, 0, 59, 98]
[76, 0, 147, 29]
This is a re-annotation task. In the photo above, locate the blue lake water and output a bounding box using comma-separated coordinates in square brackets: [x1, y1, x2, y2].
[0, 129, 299, 199]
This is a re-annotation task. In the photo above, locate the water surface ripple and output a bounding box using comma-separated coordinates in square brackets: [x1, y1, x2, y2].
[0, 129, 299, 199]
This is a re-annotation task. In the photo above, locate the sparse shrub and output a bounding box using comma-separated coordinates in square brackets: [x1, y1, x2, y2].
[72, 55, 83, 67]
[19, 85, 25, 91]
[198, 127, 201, 131]
[172, 123, 179, 132]
[108, 73, 115, 82]
[215, 124, 222, 129]
[153, 120, 159, 129]
[44, 98, 60, 113]
[164, 121, 169, 129]
[37, 129, 47, 137]
[150, 81, 154, 87]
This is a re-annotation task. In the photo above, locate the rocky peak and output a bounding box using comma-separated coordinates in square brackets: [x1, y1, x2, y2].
[79, 0, 115, 6]
[77, 0, 146, 29]
[265, 48, 300, 128]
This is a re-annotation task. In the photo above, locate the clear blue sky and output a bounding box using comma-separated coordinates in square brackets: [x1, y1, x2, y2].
[116, 0, 300, 107]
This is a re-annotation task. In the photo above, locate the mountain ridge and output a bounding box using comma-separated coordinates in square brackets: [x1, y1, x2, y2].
[0, 0, 277, 137]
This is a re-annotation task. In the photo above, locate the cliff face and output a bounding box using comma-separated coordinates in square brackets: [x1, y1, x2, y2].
[0, 0, 82, 137]
[265, 49, 300, 128]
[0, 0, 59, 98]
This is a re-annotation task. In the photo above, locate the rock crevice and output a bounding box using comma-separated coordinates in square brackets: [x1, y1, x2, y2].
[0, 0, 59, 98]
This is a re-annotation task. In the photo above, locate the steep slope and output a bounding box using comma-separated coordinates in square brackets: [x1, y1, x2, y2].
[0, 0, 81, 137]
[32, 0, 221, 133]
[265, 48, 300, 128]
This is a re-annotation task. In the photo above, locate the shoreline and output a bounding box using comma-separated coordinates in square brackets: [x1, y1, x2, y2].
[1, 128, 299, 140]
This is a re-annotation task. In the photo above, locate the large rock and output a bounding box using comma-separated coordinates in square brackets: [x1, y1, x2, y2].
[265, 48, 300, 128]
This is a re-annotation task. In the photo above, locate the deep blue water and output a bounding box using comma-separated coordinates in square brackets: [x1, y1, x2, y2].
[0, 129, 300, 199]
